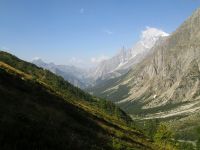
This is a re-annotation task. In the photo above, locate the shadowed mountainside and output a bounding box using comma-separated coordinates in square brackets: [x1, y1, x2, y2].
[0, 52, 160, 150]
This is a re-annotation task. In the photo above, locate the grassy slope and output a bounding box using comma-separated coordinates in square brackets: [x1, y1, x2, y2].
[0, 51, 131, 123]
[0, 53, 157, 149]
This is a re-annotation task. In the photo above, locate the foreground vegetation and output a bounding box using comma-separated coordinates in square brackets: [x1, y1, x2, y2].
[0, 51, 158, 150]
[137, 119, 198, 150]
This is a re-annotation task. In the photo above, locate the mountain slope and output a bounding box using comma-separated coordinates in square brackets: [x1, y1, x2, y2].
[0, 51, 132, 124]
[0, 52, 160, 150]
[90, 8, 200, 140]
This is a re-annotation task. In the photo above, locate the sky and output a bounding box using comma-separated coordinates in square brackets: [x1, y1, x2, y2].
[0, 0, 200, 68]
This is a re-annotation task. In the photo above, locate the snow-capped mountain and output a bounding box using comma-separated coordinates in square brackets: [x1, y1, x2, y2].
[89, 8, 200, 141]
[89, 27, 169, 81]
[32, 58, 89, 88]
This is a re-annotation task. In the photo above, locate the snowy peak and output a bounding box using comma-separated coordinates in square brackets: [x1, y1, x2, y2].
[118, 27, 169, 60]
[141, 27, 169, 48]
[89, 27, 169, 82]
[141, 27, 169, 41]
[129, 27, 169, 61]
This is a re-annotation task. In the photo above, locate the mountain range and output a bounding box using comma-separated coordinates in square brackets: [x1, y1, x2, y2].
[88, 27, 169, 82]
[32, 27, 169, 88]
[89, 8, 200, 141]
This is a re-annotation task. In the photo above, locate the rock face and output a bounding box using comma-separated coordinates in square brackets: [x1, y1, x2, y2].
[88, 27, 169, 81]
[90, 8, 200, 123]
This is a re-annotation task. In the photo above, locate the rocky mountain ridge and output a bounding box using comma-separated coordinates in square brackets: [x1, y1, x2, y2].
[88, 8, 200, 141]
[90, 8, 200, 123]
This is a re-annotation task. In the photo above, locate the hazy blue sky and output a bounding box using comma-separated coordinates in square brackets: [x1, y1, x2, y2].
[0, 0, 199, 67]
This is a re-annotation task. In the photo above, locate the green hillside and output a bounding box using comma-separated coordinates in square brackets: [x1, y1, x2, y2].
[0, 51, 131, 123]
[0, 52, 161, 150]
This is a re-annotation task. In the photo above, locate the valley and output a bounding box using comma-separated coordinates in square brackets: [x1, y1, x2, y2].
[88, 8, 200, 143]
[0, 1, 200, 149]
